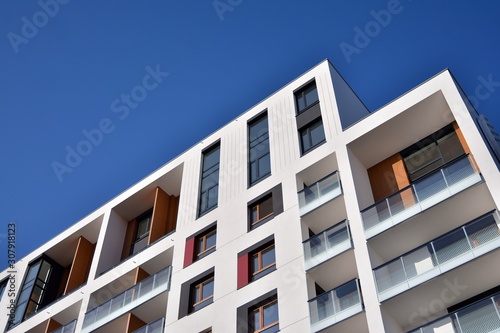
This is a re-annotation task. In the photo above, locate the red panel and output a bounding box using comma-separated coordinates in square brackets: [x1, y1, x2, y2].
[184, 237, 195, 268]
[237, 253, 249, 289]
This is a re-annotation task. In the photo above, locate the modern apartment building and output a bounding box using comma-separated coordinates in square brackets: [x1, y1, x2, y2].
[1, 59, 500, 333]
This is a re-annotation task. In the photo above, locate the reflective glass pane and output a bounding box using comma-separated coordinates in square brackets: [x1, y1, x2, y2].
[205, 230, 216, 249]
[263, 301, 279, 327]
[261, 246, 276, 268]
[202, 279, 214, 300]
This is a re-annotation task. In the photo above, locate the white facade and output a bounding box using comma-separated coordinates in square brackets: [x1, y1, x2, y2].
[1, 60, 500, 333]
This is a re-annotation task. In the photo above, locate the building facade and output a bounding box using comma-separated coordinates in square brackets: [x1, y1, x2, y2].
[1, 60, 500, 333]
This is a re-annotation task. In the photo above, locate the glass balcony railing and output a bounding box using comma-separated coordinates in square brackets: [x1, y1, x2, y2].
[298, 171, 342, 216]
[408, 293, 500, 333]
[374, 213, 500, 301]
[303, 220, 352, 270]
[51, 320, 77, 333]
[132, 317, 165, 333]
[362, 154, 481, 239]
[309, 279, 363, 333]
[82, 266, 172, 333]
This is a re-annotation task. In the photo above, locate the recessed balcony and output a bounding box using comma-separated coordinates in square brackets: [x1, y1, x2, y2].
[52, 320, 77, 333]
[82, 266, 172, 333]
[408, 292, 500, 333]
[303, 220, 352, 270]
[362, 155, 482, 239]
[308, 279, 363, 333]
[298, 171, 342, 216]
[132, 317, 165, 333]
[374, 212, 500, 302]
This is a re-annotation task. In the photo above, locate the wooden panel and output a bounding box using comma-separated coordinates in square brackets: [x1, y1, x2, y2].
[134, 267, 149, 283]
[149, 187, 179, 244]
[125, 313, 146, 333]
[44, 318, 62, 333]
[368, 153, 414, 207]
[121, 218, 137, 260]
[166, 195, 179, 234]
[453, 121, 472, 154]
[64, 236, 95, 294]
[368, 153, 403, 202]
[149, 187, 169, 244]
[453, 121, 479, 172]
[56, 265, 71, 298]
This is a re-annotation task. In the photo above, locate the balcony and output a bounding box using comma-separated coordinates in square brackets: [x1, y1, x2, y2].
[52, 320, 77, 333]
[303, 220, 352, 270]
[408, 293, 500, 333]
[82, 266, 172, 333]
[298, 171, 342, 216]
[309, 279, 363, 333]
[374, 213, 500, 301]
[362, 155, 481, 239]
[132, 317, 165, 333]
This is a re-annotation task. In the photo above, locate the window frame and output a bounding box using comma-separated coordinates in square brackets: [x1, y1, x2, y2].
[250, 243, 276, 281]
[130, 209, 153, 255]
[249, 195, 273, 229]
[247, 184, 283, 232]
[248, 112, 271, 187]
[401, 124, 465, 182]
[195, 226, 217, 259]
[294, 80, 319, 115]
[179, 267, 215, 318]
[190, 274, 215, 312]
[236, 289, 279, 333]
[249, 297, 279, 333]
[198, 142, 221, 217]
[299, 118, 326, 155]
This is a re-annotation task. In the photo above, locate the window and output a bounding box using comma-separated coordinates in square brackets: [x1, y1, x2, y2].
[237, 236, 276, 289]
[191, 274, 214, 312]
[300, 118, 326, 154]
[249, 195, 273, 229]
[184, 223, 217, 267]
[199, 143, 220, 216]
[9, 256, 64, 328]
[179, 268, 215, 318]
[402, 124, 465, 182]
[295, 81, 319, 114]
[249, 113, 271, 185]
[236, 289, 278, 333]
[251, 243, 276, 281]
[130, 209, 153, 255]
[249, 297, 279, 333]
[196, 226, 216, 259]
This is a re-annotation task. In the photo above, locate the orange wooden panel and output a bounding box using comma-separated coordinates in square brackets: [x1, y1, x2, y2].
[453, 121, 479, 172]
[64, 236, 95, 294]
[121, 218, 137, 260]
[149, 187, 169, 244]
[134, 267, 149, 283]
[166, 195, 179, 234]
[44, 318, 62, 333]
[125, 313, 146, 333]
[368, 153, 402, 202]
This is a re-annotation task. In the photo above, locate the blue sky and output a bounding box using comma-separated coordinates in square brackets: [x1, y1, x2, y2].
[1, 0, 499, 262]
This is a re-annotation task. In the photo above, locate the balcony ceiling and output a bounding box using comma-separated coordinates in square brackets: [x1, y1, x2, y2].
[348, 91, 453, 169]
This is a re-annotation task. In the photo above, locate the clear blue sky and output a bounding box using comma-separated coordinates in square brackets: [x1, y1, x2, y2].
[1, 0, 499, 263]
